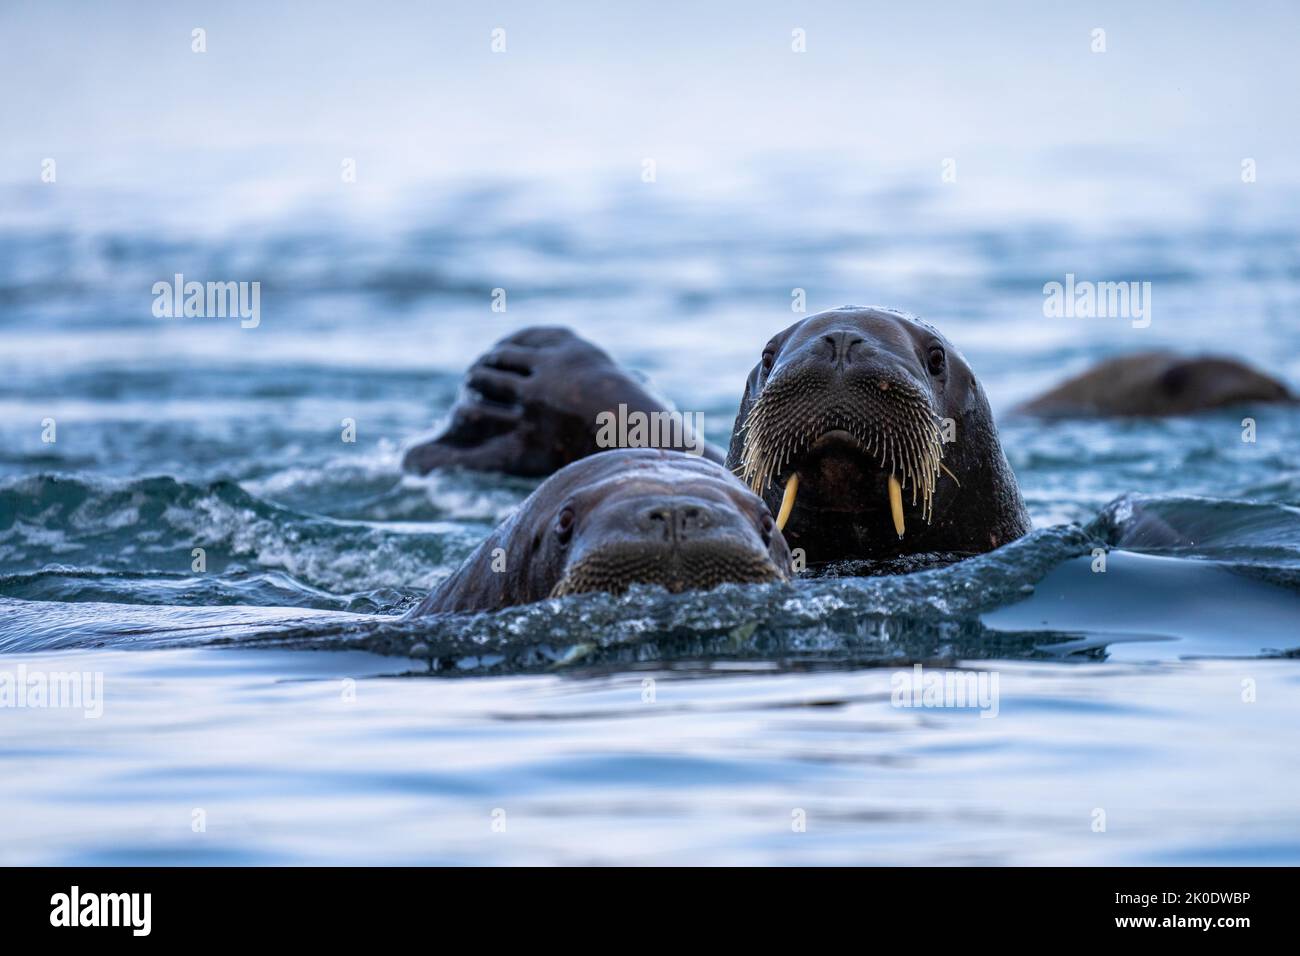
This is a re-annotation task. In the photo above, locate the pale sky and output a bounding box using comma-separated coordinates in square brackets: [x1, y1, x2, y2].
[2, 0, 1297, 189]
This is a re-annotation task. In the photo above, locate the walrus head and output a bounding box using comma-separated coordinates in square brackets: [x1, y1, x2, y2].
[1015, 351, 1296, 418]
[725, 306, 1030, 565]
[415, 449, 791, 614]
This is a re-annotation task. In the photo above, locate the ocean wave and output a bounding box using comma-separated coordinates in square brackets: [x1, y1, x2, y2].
[0, 520, 1099, 662]
[0, 473, 476, 596]
[2, 469, 1298, 668]
[2, 486, 1300, 665]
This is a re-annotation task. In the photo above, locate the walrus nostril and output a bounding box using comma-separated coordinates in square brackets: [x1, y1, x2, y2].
[644, 507, 672, 541]
[821, 331, 867, 367]
[642, 504, 714, 540]
[677, 506, 712, 536]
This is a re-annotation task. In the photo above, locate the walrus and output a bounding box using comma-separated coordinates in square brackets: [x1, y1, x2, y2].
[403, 326, 718, 476]
[413, 448, 791, 614]
[406, 309, 1031, 567]
[1015, 352, 1295, 418]
[724, 307, 1030, 565]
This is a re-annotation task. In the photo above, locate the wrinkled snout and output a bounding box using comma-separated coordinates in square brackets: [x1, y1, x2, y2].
[634, 499, 735, 542]
[593, 493, 767, 553]
[552, 491, 788, 597]
[782, 325, 923, 391]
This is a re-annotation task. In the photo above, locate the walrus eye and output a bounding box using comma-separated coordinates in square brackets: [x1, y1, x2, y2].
[927, 346, 946, 375]
[555, 508, 575, 545]
[759, 513, 774, 546]
[761, 348, 776, 374]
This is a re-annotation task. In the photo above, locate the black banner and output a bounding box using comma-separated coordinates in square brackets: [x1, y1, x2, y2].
[0, 866, 1284, 942]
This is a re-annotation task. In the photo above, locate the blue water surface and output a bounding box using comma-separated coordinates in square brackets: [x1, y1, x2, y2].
[1, 168, 1298, 864]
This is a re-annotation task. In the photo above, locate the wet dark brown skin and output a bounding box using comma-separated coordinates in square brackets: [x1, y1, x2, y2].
[413, 449, 791, 614]
[1015, 352, 1295, 418]
[403, 326, 720, 477]
[724, 306, 1031, 566]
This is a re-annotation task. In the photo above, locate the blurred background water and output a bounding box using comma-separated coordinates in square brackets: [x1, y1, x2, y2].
[1, 0, 1298, 864]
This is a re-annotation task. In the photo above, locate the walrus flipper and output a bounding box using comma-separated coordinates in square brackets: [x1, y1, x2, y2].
[403, 326, 720, 478]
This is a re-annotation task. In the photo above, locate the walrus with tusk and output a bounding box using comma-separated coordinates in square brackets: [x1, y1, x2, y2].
[406, 307, 1032, 572]
[723, 307, 1030, 565]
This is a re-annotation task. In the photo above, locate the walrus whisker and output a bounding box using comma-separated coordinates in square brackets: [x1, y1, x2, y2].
[737, 369, 947, 532]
